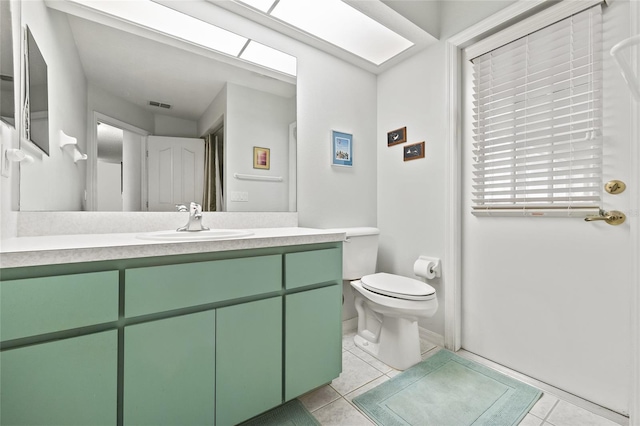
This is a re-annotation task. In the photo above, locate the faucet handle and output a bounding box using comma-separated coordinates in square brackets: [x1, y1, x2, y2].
[189, 202, 202, 215]
[175, 204, 188, 212]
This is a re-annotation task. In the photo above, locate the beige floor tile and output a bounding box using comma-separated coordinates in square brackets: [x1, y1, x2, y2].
[420, 338, 438, 354]
[546, 400, 621, 426]
[529, 392, 558, 420]
[298, 385, 340, 412]
[330, 351, 384, 395]
[518, 414, 542, 426]
[312, 398, 375, 426]
[519, 413, 544, 426]
[347, 345, 394, 374]
[344, 375, 390, 403]
[342, 331, 357, 351]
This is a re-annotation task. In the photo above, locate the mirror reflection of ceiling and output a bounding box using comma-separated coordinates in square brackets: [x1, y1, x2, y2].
[65, 13, 296, 123]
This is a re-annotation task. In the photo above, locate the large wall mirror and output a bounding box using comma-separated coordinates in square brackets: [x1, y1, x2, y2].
[19, 3, 297, 213]
[25, 26, 50, 155]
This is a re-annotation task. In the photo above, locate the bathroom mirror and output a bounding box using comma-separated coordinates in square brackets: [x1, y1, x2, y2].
[0, 1, 16, 127]
[19, 7, 297, 212]
[25, 26, 50, 155]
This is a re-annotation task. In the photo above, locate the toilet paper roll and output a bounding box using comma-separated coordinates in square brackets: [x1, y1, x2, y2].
[413, 257, 440, 280]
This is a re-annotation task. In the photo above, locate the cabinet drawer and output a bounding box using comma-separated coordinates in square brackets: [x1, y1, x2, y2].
[284, 248, 342, 290]
[125, 255, 281, 317]
[0, 271, 119, 341]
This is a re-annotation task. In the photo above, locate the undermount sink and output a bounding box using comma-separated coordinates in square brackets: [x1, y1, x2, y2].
[137, 229, 254, 242]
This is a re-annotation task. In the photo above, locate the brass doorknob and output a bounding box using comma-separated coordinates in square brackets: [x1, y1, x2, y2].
[584, 210, 626, 225]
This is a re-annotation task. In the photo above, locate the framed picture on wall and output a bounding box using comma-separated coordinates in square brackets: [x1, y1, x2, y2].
[253, 146, 270, 169]
[332, 130, 353, 167]
[387, 127, 406, 147]
[403, 141, 425, 161]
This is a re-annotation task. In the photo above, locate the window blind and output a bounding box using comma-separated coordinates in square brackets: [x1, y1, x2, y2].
[470, 5, 603, 217]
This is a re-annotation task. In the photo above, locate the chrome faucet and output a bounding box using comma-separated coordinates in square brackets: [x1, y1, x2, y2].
[177, 202, 210, 232]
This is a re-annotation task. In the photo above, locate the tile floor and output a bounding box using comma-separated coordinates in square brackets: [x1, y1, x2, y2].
[298, 330, 626, 426]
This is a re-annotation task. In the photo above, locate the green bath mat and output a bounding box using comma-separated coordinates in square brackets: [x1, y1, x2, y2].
[240, 399, 320, 426]
[353, 350, 542, 426]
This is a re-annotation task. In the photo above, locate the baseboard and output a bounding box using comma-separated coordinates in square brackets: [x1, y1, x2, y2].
[419, 327, 445, 347]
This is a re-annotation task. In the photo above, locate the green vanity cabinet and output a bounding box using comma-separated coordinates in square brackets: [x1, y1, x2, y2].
[0, 242, 342, 425]
[0, 330, 118, 426]
[283, 248, 342, 401]
[0, 271, 119, 341]
[125, 255, 281, 317]
[216, 297, 282, 425]
[285, 284, 343, 400]
[124, 310, 216, 426]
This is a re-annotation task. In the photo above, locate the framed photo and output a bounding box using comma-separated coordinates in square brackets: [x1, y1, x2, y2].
[404, 141, 425, 161]
[332, 130, 353, 167]
[253, 146, 270, 169]
[387, 127, 407, 147]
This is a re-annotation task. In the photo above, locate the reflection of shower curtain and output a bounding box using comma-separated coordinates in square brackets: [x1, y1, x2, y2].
[203, 134, 224, 211]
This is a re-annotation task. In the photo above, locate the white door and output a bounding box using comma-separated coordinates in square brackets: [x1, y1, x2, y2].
[460, 2, 633, 415]
[147, 136, 205, 211]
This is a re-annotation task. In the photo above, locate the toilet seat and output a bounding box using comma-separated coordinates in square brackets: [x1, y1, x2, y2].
[361, 273, 436, 301]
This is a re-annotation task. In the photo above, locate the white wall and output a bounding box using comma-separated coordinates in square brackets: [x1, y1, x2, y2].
[225, 83, 295, 212]
[18, 1, 88, 211]
[296, 49, 378, 228]
[376, 0, 517, 336]
[154, 114, 198, 138]
[96, 160, 122, 211]
[88, 84, 154, 134]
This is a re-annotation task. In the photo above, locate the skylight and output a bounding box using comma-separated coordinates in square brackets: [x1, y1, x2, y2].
[236, 0, 414, 65]
[68, 0, 297, 76]
[240, 41, 297, 76]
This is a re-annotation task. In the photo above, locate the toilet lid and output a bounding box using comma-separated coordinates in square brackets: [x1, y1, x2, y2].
[360, 273, 436, 301]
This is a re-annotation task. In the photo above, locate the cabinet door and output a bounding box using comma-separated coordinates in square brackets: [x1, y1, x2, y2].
[0, 331, 117, 426]
[285, 285, 342, 400]
[216, 297, 282, 425]
[124, 310, 215, 426]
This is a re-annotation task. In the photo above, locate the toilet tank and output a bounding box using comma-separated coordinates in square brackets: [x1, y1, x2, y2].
[328, 227, 380, 280]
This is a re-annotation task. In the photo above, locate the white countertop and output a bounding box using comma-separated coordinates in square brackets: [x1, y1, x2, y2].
[0, 228, 345, 268]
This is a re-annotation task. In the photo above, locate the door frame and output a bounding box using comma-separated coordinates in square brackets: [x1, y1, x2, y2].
[87, 112, 149, 211]
[443, 0, 639, 421]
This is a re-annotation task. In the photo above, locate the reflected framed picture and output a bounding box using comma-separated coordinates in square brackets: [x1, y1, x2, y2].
[404, 141, 425, 161]
[387, 127, 406, 147]
[332, 130, 353, 167]
[253, 146, 270, 169]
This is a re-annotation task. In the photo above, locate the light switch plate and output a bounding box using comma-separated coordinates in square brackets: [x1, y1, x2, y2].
[230, 191, 249, 202]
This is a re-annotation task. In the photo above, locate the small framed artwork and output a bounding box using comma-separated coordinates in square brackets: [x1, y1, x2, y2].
[253, 146, 270, 169]
[404, 141, 425, 161]
[332, 130, 353, 167]
[387, 127, 407, 147]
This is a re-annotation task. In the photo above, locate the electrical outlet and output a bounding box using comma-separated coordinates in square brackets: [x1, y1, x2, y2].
[230, 191, 249, 202]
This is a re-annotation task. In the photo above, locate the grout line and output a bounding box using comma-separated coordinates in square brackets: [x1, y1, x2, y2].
[541, 399, 560, 425]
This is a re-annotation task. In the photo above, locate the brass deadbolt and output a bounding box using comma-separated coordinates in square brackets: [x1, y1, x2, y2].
[604, 180, 626, 195]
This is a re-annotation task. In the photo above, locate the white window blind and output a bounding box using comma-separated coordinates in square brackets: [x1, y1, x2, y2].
[470, 5, 603, 217]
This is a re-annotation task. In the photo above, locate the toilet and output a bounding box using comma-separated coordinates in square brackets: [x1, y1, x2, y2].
[333, 227, 438, 370]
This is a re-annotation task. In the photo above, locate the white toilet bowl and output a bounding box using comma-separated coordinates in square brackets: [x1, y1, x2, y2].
[351, 273, 438, 370]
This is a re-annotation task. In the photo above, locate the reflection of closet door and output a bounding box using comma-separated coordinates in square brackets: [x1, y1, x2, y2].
[147, 136, 204, 211]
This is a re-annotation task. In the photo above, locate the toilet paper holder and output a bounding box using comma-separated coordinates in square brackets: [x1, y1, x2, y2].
[414, 256, 441, 279]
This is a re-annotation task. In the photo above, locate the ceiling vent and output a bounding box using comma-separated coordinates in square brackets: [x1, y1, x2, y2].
[148, 101, 171, 109]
